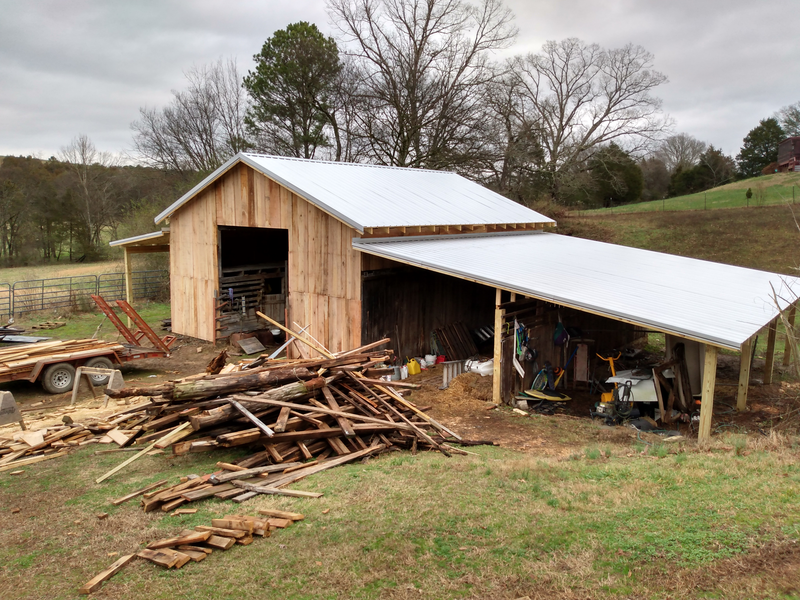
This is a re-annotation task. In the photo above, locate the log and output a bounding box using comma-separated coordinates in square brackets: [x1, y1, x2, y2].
[189, 377, 328, 431]
[107, 367, 315, 400]
[170, 367, 315, 401]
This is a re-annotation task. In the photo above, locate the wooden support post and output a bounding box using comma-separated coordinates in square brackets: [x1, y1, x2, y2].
[697, 345, 718, 443]
[783, 304, 797, 367]
[123, 248, 133, 328]
[736, 337, 753, 412]
[764, 318, 778, 385]
[492, 288, 505, 406]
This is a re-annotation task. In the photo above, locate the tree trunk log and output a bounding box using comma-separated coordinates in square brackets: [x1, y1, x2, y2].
[189, 377, 328, 431]
[107, 367, 315, 400]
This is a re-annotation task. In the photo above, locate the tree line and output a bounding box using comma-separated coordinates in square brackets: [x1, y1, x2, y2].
[0, 136, 193, 265]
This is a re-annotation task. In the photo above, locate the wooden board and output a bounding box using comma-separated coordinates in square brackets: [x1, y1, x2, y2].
[79, 553, 136, 594]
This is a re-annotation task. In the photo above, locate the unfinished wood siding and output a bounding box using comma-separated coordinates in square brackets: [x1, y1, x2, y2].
[361, 259, 495, 359]
[213, 164, 362, 352]
[170, 186, 218, 342]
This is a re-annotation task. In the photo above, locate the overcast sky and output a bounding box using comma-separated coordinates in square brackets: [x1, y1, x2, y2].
[1, 0, 797, 160]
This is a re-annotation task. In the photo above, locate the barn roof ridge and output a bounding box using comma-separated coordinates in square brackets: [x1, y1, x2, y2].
[154, 152, 554, 232]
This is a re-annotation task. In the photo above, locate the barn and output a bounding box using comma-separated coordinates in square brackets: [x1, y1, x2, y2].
[111, 152, 800, 440]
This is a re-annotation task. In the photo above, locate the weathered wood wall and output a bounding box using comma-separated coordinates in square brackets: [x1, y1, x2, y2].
[169, 163, 362, 352]
[361, 258, 495, 359]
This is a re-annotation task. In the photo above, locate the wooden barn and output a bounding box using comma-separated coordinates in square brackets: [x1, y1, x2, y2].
[112, 152, 800, 440]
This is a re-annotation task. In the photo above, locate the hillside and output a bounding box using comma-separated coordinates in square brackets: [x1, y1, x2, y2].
[584, 171, 800, 214]
[561, 203, 800, 275]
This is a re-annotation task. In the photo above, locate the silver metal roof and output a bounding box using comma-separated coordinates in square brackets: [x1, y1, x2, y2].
[109, 228, 170, 247]
[154, 153, 554, 232]
[354, 231, 800, 350]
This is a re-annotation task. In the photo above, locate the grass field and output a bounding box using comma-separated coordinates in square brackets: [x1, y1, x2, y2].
[5, 301, 172, 342]
[561, 203, 800, 276]
[2, 430, 799, 600]
[0, 260, 124, 286]
[583, 171, 800, 215]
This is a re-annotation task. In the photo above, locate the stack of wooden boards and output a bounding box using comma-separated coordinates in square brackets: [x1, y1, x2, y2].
[91, 339, 466, 506]
[0, 423, 98, 473]
[0, 339, 124, 379]
[79, 509, 304, 594]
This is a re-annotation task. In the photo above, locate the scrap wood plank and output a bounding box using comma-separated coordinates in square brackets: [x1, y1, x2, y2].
[203, 535, 236, 550]
[257, 508, 305, 521]
[268, 443, 386, 489]
[208, 463, 302, 484]
[96, 422, 191, 483]
[181, 483, 235, 501]
[111, 479, 169, 506]
[230, 480, 323, 498]
[137, 548, 190, 569]
[373, 380, 462, 441]
[0, 451, 68, 472]
[79, 553, 136, 594]
[177, 544, 211, 554]
[194, 525, 247, 539]
[228, 399, 274, 437]
[178, 549, 208, 562]
[211, 518, 253, 534]
[147, 530, 211, 549]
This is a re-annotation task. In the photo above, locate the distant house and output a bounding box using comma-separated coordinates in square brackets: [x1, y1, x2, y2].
[777, 137, 800, 172]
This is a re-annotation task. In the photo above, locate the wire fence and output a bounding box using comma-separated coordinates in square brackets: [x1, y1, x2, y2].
[1, 270, 169, 319]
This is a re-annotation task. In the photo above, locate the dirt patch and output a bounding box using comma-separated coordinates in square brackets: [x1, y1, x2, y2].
[654, 537, 800, 598]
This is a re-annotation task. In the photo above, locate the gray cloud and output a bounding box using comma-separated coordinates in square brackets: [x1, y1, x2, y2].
[0, 0, 797, 159]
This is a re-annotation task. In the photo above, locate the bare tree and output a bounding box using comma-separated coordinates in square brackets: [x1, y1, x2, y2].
[59, 134, 120, 256]
[777, 101, 800, 137]
[327, 0, 517, 169]
[656, 133, 707, 173]
[512, 38, 670, 200]
[132, 58, 250, 174]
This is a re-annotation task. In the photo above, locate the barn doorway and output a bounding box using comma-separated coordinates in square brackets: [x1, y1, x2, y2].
[217, 226, 288, 338]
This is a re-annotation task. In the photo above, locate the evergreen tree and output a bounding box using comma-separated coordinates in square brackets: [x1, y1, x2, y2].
[736, 118, 784, 178]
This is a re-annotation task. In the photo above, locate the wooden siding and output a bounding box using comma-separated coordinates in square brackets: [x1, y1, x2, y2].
[362, 259, 495, 359]
[170, 186, 218, 342]
[170, 163, 362, 352]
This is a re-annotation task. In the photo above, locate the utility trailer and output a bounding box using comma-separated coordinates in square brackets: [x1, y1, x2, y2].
[0, 297, 176, 394]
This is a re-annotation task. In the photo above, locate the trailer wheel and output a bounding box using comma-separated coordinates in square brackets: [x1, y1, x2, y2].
[41, 362, 76, 394]
[85, 357, 115, 385]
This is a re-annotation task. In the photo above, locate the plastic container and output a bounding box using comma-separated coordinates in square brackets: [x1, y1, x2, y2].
[391, 366, 401, 381]
[407, 358, 421, 376]
[465, 358, 493, 377]
[400, 365, 409, 379]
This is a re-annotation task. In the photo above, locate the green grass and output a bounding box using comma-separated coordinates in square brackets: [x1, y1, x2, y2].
[2, 438, 800, 599]
[581, 171, 800, 215]
[0, 260, 124, 286]
[6, 301, 171, 342]
[561, 204, 800, 275]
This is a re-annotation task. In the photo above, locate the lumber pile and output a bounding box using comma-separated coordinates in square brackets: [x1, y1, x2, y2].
[3, 338, 477, 505]
[0, 423, 94, 472]
[0, 339, 124, 377]
[92, 339, 467, 508]
[79, 511, 303, 594]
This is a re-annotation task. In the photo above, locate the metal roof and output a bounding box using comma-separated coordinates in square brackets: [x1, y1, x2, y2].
[154, 153, 554, 232]
[109, 228, 170, 248]
[354, 231, 800, 350]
